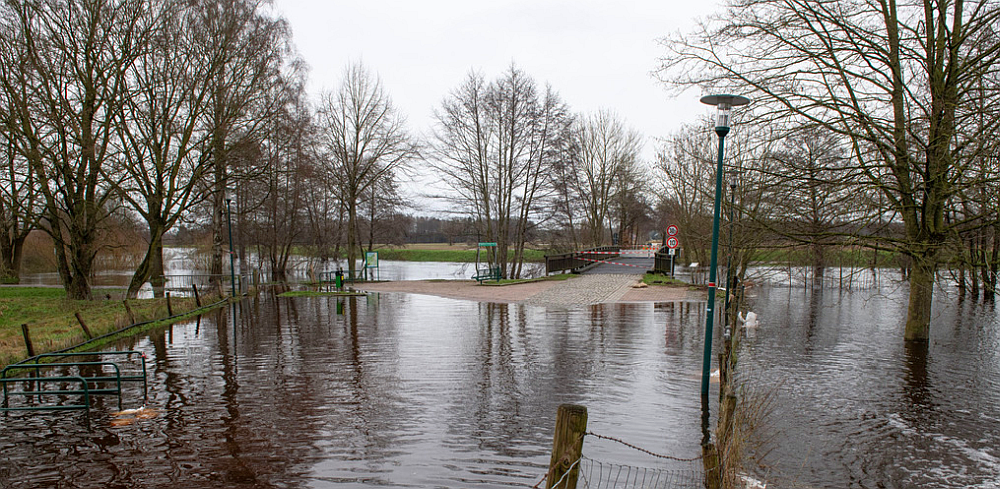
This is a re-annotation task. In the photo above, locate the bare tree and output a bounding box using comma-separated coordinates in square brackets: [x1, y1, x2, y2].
[246, 81, 313, 282]
[764, 127, 865, 285]
[316, 62, 417, 279]
[570, 110, 644, 247]
[0, 137, 39, 283]
[193, 0, 289, 295]
[0, 0, 153, 299]
[660, 0, 1000, 340]
[432, 66, 572, 278]
[656, 124, 716, 266]
[115, 0, 215, 298]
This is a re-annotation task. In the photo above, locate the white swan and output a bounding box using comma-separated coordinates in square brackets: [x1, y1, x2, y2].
[738, 310, 758, 329]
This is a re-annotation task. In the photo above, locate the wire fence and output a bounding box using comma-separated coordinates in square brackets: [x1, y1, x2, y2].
[544, 430, 708, 489]
[573, 457, 705, 489]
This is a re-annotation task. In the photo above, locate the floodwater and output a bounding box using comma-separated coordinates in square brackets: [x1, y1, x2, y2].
[0, 292, 709, 488]
[3, 263, 999, 488]
[744, 284, 1000, 488]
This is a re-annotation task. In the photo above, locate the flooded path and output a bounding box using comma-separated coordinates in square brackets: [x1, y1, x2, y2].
[2, 274, 998, 488]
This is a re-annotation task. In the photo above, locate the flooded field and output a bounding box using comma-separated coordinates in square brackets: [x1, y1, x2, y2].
[2, 263, 998, 488]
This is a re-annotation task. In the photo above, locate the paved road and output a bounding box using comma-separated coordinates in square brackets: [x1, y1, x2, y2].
[522, 273, 640, 307]
[579, 253, 654, 275]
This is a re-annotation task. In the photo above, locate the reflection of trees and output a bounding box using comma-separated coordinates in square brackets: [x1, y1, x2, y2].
[657, 301, 705, 354]
[901, 342, 932, 423]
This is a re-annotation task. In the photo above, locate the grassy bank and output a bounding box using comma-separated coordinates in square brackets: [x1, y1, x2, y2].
[480, 273, 576, 286]
[0, 287, 217, 368]
[750, 247, 904, 268]
[374, 248, 546, 263]
[642, 273, 689, 286]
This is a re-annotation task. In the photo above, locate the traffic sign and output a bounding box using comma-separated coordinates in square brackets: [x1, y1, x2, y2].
[667, 225, 678, 236]
[667, 236, 679, 249]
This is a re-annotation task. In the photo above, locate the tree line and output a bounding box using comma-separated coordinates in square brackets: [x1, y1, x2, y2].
[0, 0, 661, 299]
[658, 0, 1000, 341]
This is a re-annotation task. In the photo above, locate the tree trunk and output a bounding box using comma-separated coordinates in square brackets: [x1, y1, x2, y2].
[904, 254, 935, 341]
[0, 235, 23, 284]
[347, 201, 358, 277]
[126, 222, 165, 299]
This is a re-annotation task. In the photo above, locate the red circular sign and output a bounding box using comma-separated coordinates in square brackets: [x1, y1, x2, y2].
[667, 236, 679, 249]
[667, 225, 678, 236]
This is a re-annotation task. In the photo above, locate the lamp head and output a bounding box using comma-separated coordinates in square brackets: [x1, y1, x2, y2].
[700, 94, 750, 130]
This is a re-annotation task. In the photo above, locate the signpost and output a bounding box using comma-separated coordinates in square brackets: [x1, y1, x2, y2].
[666, 228, 679, 278]
[365, 251, 379, 281]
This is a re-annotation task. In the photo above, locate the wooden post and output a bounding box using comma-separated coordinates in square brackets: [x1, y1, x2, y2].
[166, 292, 173, 316]
[123, 300, 136, 324]
[21, 323, 35, 358]
[702, 442, 721, 489]
[74, 312, 93, 339]
[192, 284, 201, 307]
[546, 404, 587, 489]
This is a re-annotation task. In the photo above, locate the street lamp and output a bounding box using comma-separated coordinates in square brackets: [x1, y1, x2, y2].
[699, 94, 750, 399]
[225, 194, 237, 298]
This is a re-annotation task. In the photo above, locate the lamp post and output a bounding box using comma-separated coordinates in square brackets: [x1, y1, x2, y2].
[225, 195, 236, 298]
[699, 94, 750, 399]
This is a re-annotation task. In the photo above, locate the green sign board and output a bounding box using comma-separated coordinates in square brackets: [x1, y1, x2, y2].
[478, 242, 497, 247]
[365, 251, 378, 268]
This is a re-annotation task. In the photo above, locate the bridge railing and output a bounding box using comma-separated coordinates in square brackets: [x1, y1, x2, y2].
[653, 246, 672, 274]
[545, 246, 620, 275]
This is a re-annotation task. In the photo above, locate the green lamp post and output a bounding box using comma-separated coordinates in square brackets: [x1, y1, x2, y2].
[699, 94, 750, 398]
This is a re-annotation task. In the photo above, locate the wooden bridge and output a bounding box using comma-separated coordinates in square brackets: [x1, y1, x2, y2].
[545, 246, 673, 275]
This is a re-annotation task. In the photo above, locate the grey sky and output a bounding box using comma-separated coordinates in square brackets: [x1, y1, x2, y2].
[269, 1, 721, 213]
[271, 1, 720, 151]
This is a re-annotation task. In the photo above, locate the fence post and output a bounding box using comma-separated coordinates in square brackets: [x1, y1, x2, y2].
[74, 312, 93, 339]
[702, 442, 720, 489]
[21, 323, 35, 357]
[192, 284, 201, 307]
[166, 292, 173, 316]
[546, 404, 587, 489]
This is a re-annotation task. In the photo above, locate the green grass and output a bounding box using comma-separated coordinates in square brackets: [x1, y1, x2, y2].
[642, 273, 689, 286]
[373, 248, 546, 263]
[0, 287, 222, 368]
[749, 247, 903, 267]
[277, 290, 367, 297]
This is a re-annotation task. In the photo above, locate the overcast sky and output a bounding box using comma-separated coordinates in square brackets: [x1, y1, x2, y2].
[269, 0, 723, 211]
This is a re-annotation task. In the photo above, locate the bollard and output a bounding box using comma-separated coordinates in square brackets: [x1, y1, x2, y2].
[546, 404, 587, 489]
[74, 312, 93, 339]
[21, 323, 35, 357]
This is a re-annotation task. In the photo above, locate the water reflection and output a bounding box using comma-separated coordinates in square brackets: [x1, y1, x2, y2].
[2, 283, 998, 488]
[746, 286, 1000, 488]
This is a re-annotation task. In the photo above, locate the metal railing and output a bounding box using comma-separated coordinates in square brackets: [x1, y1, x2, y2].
[3, 351, 149, 412]
[545, 246, 620, 274]
[653, 246, 672, 274]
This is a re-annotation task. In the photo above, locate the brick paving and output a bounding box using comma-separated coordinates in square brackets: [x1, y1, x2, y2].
[521, 273, 642, 306]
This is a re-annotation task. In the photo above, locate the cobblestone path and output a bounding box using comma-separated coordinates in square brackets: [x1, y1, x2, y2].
[521, 273, 641, 306]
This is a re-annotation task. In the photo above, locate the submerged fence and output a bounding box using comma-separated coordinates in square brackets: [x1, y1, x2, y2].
[541, 404, 706, 489]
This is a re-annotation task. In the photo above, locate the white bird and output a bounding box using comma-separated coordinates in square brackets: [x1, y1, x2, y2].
[738, 310, 758, 329]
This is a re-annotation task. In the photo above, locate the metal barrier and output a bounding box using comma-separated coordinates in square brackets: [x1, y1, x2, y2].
[0, 376, 92, 412]
[2, 362, 123, 411]
[545, 246, 620, 274]
[653, 246, 672, 274]
[2, 351, 149, 412]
